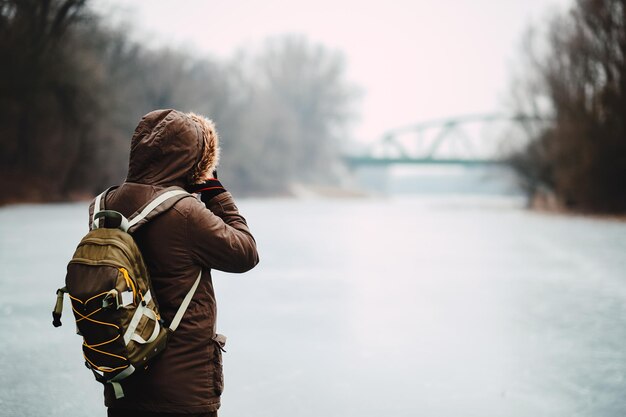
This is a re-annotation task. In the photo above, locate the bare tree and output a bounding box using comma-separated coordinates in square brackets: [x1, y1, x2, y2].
[509, 0, 626, 213]
[0, 2, 357, 203]
[218, 36, 358, 194]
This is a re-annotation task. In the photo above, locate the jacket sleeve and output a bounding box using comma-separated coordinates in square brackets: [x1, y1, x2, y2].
[186, 191, 259, 273]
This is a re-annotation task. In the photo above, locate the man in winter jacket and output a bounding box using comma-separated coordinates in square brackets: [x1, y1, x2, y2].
[98, 109, 259, 417]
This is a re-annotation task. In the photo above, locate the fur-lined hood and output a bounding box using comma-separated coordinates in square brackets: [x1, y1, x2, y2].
[126, 109, 219, 187]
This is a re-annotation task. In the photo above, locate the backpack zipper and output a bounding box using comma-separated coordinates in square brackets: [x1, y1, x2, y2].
[118, 267, 140, 305]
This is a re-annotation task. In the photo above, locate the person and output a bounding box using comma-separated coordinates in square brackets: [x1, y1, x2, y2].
[96, 109, 259, 417]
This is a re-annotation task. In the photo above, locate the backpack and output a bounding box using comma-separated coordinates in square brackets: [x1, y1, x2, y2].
[52, 186, 200, 399]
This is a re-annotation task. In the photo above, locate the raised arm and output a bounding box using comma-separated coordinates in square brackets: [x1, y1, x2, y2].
[186, 182, 259, 273]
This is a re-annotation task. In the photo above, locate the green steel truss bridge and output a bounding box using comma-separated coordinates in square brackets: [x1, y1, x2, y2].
[343, 113, 548, 167]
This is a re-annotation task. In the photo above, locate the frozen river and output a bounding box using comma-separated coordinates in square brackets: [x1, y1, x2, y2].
[1, 195, 626, 417]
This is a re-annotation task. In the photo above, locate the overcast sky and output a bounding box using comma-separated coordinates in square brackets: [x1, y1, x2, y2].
[98, 0, 572, 142]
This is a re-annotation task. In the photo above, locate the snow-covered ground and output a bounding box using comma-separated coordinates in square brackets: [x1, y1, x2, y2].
[1, 196, 625, 417]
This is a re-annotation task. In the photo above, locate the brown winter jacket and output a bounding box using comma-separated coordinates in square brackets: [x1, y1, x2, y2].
[91, 109, 259, 413]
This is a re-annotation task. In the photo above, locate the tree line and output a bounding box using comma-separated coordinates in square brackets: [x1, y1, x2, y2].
[0, 0, 356, 204]
[508, 0, 626, 214]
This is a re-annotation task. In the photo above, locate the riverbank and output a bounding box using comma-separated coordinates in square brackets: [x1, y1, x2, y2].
[0, 182, 369, 207]
[530, 189, 626, 223]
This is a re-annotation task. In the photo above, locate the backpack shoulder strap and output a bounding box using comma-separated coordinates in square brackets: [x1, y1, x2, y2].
[123, 186, 201, 332]
[126, 186, 193, 234]
[169, 269, 202, 332]
[90, 186, 118, 230]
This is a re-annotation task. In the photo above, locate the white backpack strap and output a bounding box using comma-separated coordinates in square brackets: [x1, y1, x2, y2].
[108, 365, 136, 399]
[123, 290, 158, 345]
[126, 187, 191, 234]
[91, 186, 117, 230]
[99, 187, 199, 332]
[92, 192, 104, 228]
[169, 270, 202, 332]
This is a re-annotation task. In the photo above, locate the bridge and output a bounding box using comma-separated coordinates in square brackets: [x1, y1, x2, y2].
[342, 113, 549, 167]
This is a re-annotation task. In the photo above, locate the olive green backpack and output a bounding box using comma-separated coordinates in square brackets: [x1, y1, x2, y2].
[52, 186, 200, 399]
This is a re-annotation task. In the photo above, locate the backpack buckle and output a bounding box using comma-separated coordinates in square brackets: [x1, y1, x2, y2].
[102, 290, 119, 310]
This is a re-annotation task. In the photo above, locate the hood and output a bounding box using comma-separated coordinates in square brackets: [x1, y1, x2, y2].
[126, 109, 204, 187]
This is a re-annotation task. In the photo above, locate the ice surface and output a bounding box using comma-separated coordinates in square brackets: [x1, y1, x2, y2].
[1, 196, 626, 417]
